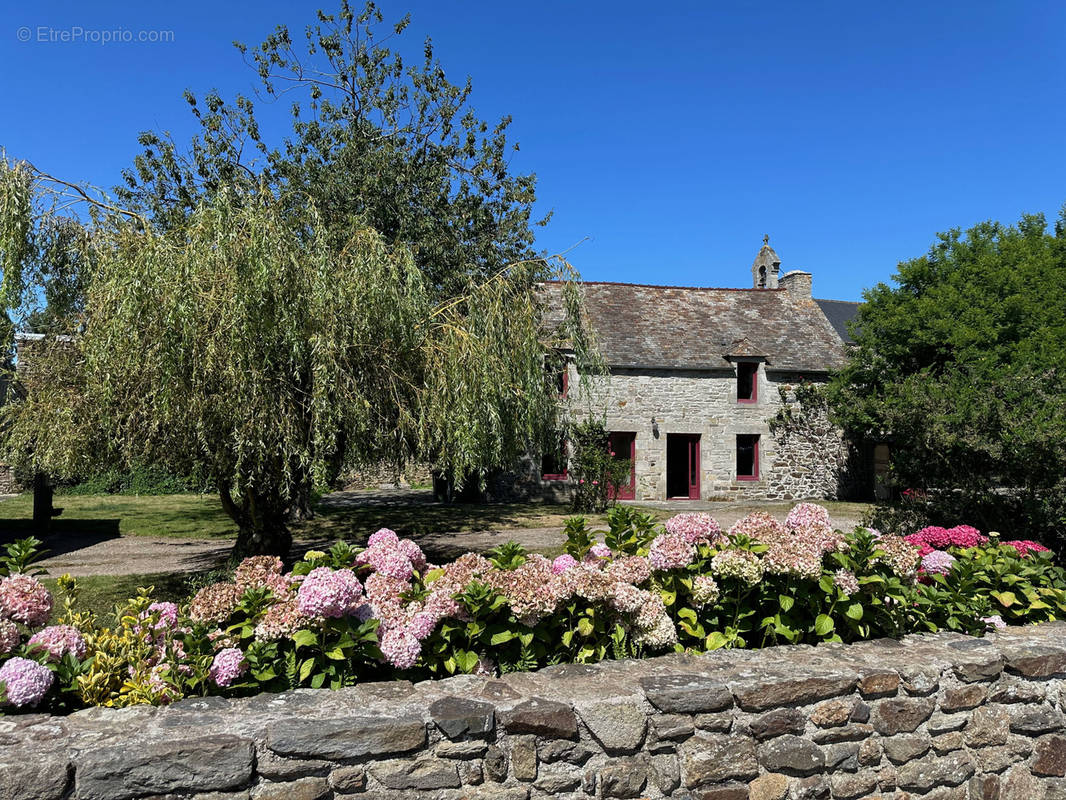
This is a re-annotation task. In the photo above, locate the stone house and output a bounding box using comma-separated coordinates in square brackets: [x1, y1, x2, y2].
[533, 239, 867, 503]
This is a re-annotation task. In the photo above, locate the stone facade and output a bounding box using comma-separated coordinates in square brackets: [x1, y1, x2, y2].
[8, 623, 1066, 799]
[578, 367, 859, 502]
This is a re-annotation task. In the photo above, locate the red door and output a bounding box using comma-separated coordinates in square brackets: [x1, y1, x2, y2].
[608, 432, 636, 500]
[687, 436, 700, 499]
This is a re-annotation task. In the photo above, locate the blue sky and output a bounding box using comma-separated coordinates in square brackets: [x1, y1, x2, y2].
[4, 1, 1065, 301]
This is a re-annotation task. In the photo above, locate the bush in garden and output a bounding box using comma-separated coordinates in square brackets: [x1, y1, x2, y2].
[0, 539, 93, 711]
[4, 504, 1066, 715]
[568, 419, 633, 513]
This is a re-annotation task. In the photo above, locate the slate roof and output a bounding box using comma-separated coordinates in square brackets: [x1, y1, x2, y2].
[544, 282, 849, 373]
[814, 299, 861, 345]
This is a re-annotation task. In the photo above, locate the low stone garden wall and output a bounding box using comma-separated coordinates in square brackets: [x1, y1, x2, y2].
[7, 624, 1066, 800]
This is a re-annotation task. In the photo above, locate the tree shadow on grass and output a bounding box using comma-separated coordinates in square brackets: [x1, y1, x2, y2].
[0, 518, 121, 552]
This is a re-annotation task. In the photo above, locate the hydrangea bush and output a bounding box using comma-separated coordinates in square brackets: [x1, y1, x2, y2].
[0, 539, 93, 711]
[4, 503, 1066, 715]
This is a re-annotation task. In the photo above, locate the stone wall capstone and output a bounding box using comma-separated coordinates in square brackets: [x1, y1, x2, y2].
[8, 623, 1066, 799]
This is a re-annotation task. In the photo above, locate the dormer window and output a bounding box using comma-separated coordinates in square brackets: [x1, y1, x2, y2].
[546, 354, 569, 399]
[737, 362, 758, 403]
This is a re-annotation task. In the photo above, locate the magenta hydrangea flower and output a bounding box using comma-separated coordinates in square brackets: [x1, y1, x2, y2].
[908, 526, 952, 550]
[0, 574, 53, 627]
[0, 657, 54, 707]
[648, 532, 696, 571]
[552, 554, 578, 574]
[297, 567, 364, 618]
[26, 624, 88, 662]
[367, 528, 400, 548]
[785, 503, 832, 532]
[0, 620, 19, 655]
[1003, 540, 1051, 557]
[142, 601, 179, 632]
[920, 550, 957, 575]
[209, 647, 247, 688]
[947, 525, 987, 548]
[379, 627, 421, 670]
[664, 513, 722, 544]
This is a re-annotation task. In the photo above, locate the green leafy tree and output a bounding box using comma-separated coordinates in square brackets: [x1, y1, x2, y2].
[827, 209, 1066, 544]
[0, 161, 591, 558]
[116, 1, 545, 294]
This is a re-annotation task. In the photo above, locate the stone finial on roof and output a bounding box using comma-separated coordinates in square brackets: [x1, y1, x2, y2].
[752, 236, 781, 290]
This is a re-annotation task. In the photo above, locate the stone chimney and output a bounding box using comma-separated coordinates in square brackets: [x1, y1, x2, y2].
[751, 235, 780, 289]
[779, 270, 812, 299]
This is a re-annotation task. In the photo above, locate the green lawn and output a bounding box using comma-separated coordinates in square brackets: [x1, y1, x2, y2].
[0, 491, 635, 542]
[0, 493, 239, 539]
[43, 570, 216, 626]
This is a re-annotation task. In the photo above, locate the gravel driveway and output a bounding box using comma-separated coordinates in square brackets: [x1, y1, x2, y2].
[27, 493, 865, 578]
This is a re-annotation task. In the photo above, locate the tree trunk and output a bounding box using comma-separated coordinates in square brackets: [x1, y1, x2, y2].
[219, 482, 293, 559]
[32, 472, 54, 534]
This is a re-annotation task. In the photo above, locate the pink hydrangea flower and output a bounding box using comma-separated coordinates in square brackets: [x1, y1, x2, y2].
[379, 627, 421, 670]
[0, 657, 54, 707]
[209, 647, 247, 688]
[729, 512, 787, 543]
[552, 554, 578, 574]
[26, 624, 88, 662]
[982, 615, 1007, 630]
[297, 567, 364, 618]
[648, 532, 696, 571]
[833, 569, 860, 595]
[233, 556, 291, 596]
[589, 543, 612, 559]
[142, 601, 179, 632]
[367, 528, 400, 548]
[606, 556, 652, 585]
[189, 582, 242, 624]
[360, 545, 415, 581]
[0, 620, 19, 656]
[1003, 540, 1050, 557]
[608, 582, 647, 614]
[785, 503, 832, 532]
[398, 539, 427, 572]
[920, 550, 957, 575]
[664, 513, 722, 544]
[0, 574, 53, 627]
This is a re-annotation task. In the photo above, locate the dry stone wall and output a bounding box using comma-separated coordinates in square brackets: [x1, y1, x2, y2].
[8, 624, 1066, 800]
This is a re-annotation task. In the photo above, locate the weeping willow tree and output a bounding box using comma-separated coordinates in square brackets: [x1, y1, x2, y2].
[0, 159, 597, 557]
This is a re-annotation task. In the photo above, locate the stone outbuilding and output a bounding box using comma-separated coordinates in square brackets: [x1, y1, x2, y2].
[537, 239, 866, 502]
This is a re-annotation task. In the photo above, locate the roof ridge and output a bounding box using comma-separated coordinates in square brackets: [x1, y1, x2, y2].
[544, 280, 785, 293]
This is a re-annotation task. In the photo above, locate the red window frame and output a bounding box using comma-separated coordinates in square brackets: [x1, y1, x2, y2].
[736, 361, 758, 404]
[558, 366, 569, 399]
[736, 434, 760, 481]
[541, 436, 569, 481]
